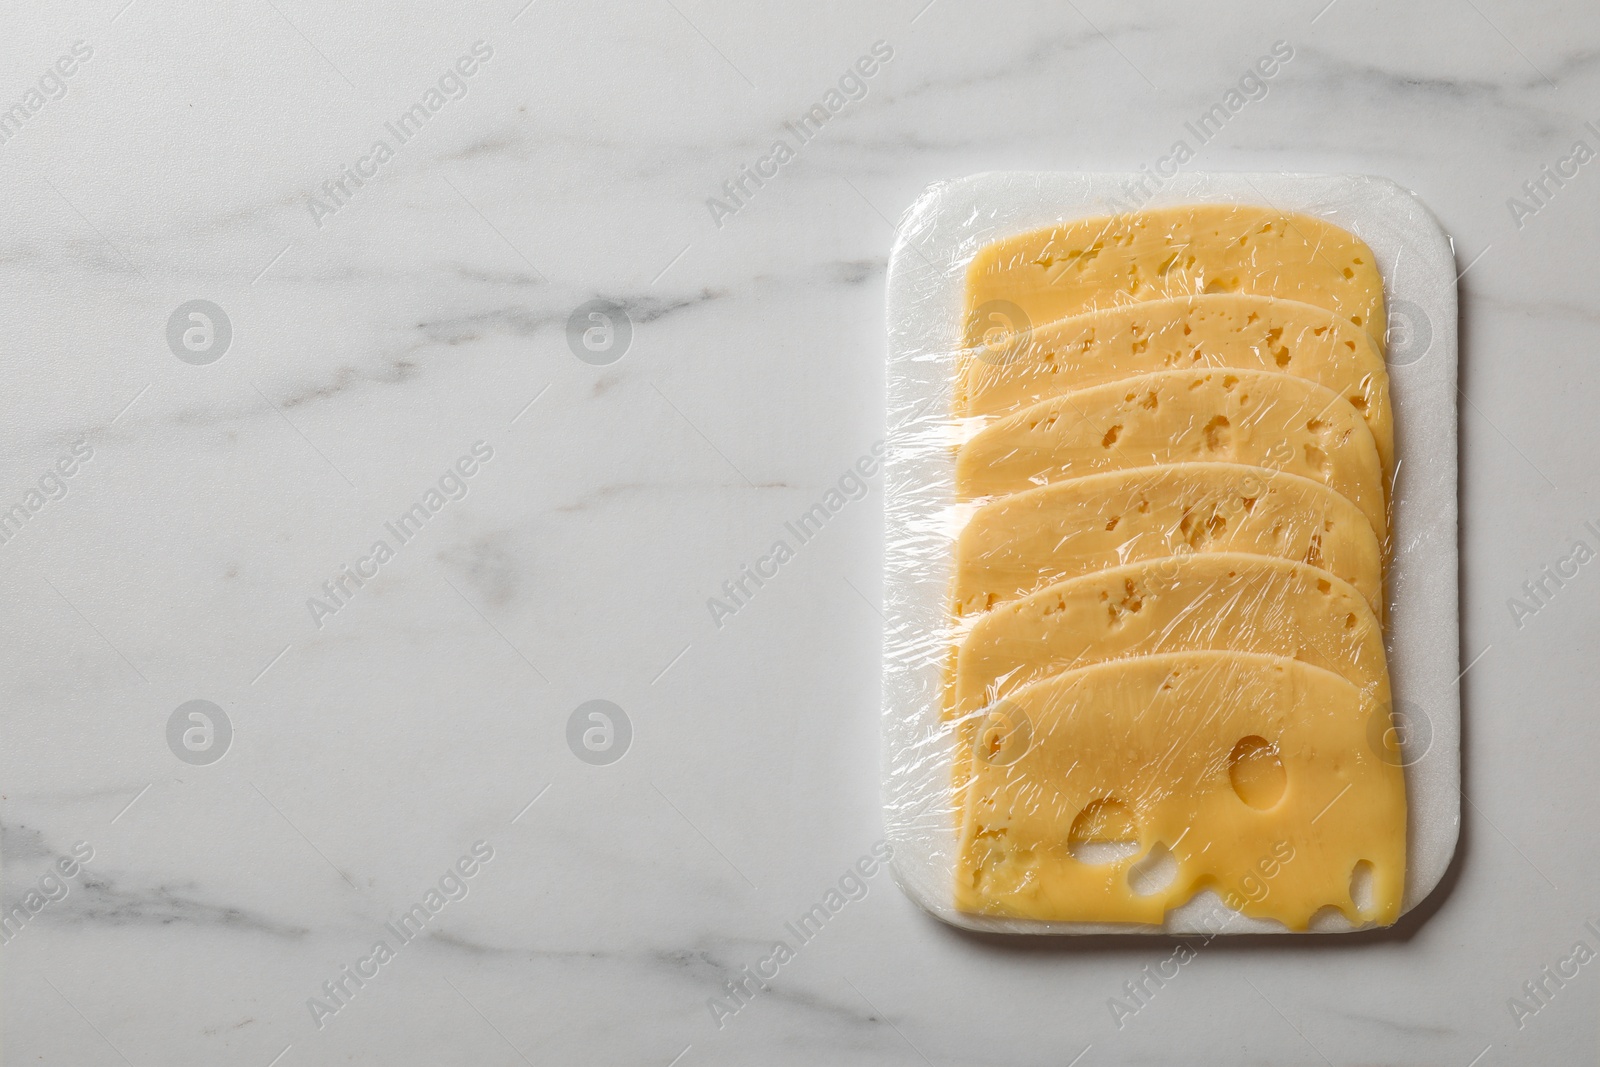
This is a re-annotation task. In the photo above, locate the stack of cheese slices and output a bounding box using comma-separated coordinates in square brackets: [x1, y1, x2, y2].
[947, 205, 1406, 930]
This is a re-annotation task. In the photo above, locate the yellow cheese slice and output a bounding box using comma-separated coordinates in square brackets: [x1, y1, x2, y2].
[964, 205, 1386, 353]
[956, 369, 1388, 541]
[950, 554, 1389, 724]
[955, 651, 1406, 928]
[956, 294, 1394, 472]
[951, 463, 1384, 620]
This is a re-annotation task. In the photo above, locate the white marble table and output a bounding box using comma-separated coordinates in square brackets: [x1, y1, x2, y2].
[0, 0, 1592, 1063]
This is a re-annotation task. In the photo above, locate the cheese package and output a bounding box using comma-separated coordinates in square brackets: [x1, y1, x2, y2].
[883, 173, 1459, 935]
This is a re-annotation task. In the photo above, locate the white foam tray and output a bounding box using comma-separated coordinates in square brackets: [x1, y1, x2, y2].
[881, 172, 1460, 935]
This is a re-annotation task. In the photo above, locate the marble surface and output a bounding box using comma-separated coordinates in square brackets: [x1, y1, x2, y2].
[0, 0, 1595, 1063]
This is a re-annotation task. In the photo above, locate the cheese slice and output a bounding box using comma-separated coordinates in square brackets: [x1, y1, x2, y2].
[955, 651, 1406, 928]
[964, 205, 1386, 353]
[952, 463, 1384, 620]
[956, 294, 1393, 471]
[950, 554, 1389, 723]
[956, 369, 1388, 540]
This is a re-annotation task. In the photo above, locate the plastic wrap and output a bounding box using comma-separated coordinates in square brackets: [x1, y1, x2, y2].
[881, 173, 1459, 935]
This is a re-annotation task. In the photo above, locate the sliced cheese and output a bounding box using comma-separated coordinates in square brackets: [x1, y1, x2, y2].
[951, 463, 1384, 620]
[950, 554, 1389, 723]
[955, 651, 1406, 928]
[955, 369, 1388, 540]
[964, 205, 1386, 353]
[956, 294, 1394, 471]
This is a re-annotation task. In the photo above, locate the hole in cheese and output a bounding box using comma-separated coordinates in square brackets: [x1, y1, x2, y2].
[1304, 533, 1324, 568]
[1203, 415, 1230, 451]
[1350, 860, 1376, 914]
[1228, 736, 1287, 810]
[1127, 842, 1179, 896]
[1068, 797, 1140, 865]
[972, 700, 1034, 768]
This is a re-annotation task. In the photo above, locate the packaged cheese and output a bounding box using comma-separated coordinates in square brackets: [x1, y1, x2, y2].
[952, 463, 1384, 621]
[963, 203, 1386, 351]
[955, 652, 1406, 929]
[956, 294, 1394, 471]
[883, 174, 1460, 935]
[949, 554, 1389, 723]
[955, 368, 1388, 540]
